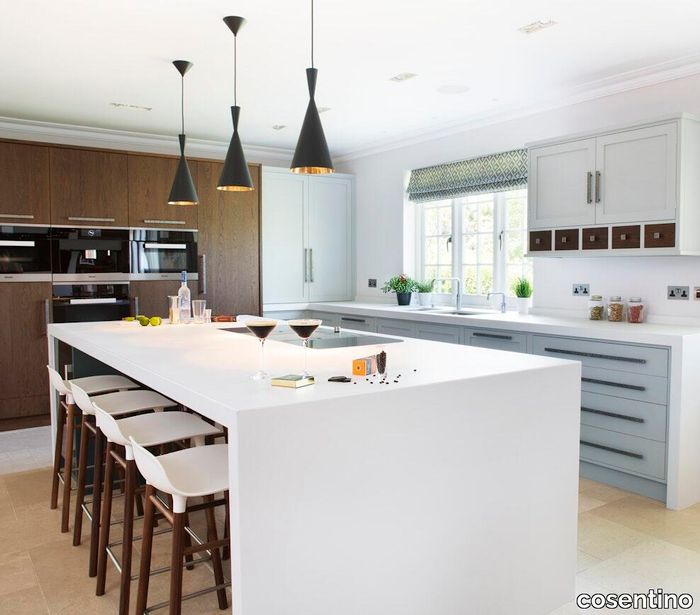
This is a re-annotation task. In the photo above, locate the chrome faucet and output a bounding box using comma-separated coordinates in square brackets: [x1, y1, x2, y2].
[488, 292, 507, 313]
[446, 277, 462, 311]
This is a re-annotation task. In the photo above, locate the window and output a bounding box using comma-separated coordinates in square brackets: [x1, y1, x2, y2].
[419, 188, 531, 300]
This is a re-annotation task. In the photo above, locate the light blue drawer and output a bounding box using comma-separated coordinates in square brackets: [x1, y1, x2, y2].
[414, 322, 462, 344]
[581, 366, 668, 405]
[376, 318, 416, 338]
[581, 391, 667, 442]
[466, 329, 528, 353]
[337, 314, 377, 332]
[532, 335, 669, 377]
[308, 311, 341, 327]
[580, 425, 666, 481]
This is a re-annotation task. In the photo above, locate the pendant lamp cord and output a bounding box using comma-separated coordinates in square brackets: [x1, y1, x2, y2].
[311, 0, 314, 68]
[180, 73, 185, 134]
[234, 34, 238, 105]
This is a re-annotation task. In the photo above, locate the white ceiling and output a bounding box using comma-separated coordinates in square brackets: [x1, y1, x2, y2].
[2, 0, 700, 158]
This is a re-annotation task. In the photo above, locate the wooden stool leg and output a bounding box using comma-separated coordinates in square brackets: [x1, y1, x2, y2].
[89, 429, 105, 578]
[118, 459, 137, 615]
[61, 402, 77, 533]
[205, 495, 228, 610]
[183, 513, 195, 570]
[72, 412, 90, 546]
[222, 491, 230, 561]
[135, 485, 156, 615]
[50, 402, 66, 509]
[96, 442, 115, 596]
[169, 512, 186, 615]
[135, 491, 145, 518]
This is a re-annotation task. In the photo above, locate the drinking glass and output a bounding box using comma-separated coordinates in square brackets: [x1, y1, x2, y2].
[204, 308, 212, 323]
[192, 300, 206, 324]
[168, 296, 180, 324]
[287, 319, 322, 377]
[243, 319, 278, 381]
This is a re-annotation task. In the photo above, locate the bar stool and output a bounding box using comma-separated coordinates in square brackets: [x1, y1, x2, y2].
[93, 405, 223, 615]
[46, 366, 139, 533]
[132, 438, 230, 615]
[69, 383, 178, 579]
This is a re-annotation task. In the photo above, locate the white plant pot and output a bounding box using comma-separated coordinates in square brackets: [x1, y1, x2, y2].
[418, 292, 433, 307]
[516, 297, 531, 315]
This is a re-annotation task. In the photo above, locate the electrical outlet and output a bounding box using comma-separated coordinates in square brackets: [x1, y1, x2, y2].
[667, 286, 690, 300]
[694, 287, 700, 300]
[368, 278, 377, 288]
[572, 284, 590, 297]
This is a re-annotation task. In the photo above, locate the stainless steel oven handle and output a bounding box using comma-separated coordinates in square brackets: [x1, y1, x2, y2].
[67, 216, 116, 223]
[0, 213, 34, 219]
[0, 240, 36, 247]
[143, 243, 187, 250]
[198, 254, 207, 296]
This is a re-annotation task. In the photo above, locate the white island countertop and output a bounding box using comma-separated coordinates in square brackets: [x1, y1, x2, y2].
[47, 319, 581, 615]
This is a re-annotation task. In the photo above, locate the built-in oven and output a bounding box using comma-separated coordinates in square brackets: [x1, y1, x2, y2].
[51, 227, 130, 282]
[0, 226, 51, 281]
[129, 229, 198, 280]
[52, 282, 131, 323]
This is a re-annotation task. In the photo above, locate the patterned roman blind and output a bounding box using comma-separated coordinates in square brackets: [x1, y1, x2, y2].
[406, 149, 528, 203]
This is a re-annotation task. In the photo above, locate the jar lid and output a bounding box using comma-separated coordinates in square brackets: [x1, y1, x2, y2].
[591, 295, 603, 301]
[629, 297, 642, 302]
[609, 296, 622, 301]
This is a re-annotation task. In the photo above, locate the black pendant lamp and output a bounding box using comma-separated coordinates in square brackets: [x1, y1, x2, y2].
[168, 60, 199, 206]
[218, 16, 254, 192]
[291, 0, 334, 174]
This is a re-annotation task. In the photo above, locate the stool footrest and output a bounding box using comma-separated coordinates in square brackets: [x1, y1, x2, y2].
[144, 581, 231, 614]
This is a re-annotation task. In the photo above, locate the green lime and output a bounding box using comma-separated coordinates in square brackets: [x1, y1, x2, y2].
[137, 316, 150, 327]
[123, 316, 135, 322]
[149, 316, 162, 327]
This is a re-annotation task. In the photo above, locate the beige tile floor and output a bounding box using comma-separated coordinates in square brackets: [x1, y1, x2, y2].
[1, 467, 699, 614]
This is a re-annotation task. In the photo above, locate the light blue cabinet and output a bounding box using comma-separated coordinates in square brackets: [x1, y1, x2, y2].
[465, 328, 528, 353]
[414, 322, 463, 344]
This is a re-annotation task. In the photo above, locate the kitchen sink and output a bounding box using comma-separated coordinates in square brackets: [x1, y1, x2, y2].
[425, 308, 497, 316]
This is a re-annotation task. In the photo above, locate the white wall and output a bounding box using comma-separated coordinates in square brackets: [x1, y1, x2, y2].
[338, 73, 700, 320]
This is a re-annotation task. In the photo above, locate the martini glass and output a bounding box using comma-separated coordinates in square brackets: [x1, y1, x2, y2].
[244, 319, 278, 380]
[287, 319, 322, 377]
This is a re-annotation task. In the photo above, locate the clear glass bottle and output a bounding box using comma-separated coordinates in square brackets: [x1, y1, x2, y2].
[588, 295, 605, 320]
[627, 297, 645, 323]
[178, 270, 191, 324]
[607, 296, 625, 322]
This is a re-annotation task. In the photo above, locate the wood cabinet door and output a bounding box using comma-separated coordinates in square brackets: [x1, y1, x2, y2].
[197, 162, 261, 316]
[0, 282, 51, 421]
[261, 169, 308, 304]
[127, 154, 198, 229]
[0, 142, 51, 224]
[307, 176, 353, 301]
[50, 147, 129, 226]
[129, 279, 196, 318]
[528, 139, 596, 229]
[595, 123, 678, 224]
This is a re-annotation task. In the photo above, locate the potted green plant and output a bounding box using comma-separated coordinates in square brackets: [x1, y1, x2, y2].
[512, 277, 533, 315]
[382, 274, 416, 306]
[415, 279, 435, 307]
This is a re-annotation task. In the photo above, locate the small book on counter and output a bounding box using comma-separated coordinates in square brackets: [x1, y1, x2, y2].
[271, 374, 315, 388]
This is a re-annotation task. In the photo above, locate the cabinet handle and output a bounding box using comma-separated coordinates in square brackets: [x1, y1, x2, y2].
[143, 219, 186, 226]
[67, 216, 116, 223]
[303, 249, 308, 283]
[595, 171, 601, 203]
[653, 232, 661, 240]
[586, 172, 593, 204]
[588, 235, 596, 242]
[581, 406, 645, 423]
[582, 377, 646, 392]
[542, 347, 647, 364]
[561, 236, 567, 244]
[43, 299, 52, 337]
[309, 248, 314, 283]
[620, 233, 627, 241]
[198, 254, 207, 296]
[580, 440, 643, 460]
[131, 296, 139, 316]
[0, 213, 34, 219]
[473, 332, 512, 340]
[535, 237, 541, 245]
[341, 316, 366, 323]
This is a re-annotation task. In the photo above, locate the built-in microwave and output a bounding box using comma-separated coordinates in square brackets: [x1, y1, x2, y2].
[51, 227, 130, 282]
[129, 229, 198, 280]
[0, 226, 52, 281]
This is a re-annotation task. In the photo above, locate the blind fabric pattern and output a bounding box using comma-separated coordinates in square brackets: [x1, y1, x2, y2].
[406, 149, 528, 203]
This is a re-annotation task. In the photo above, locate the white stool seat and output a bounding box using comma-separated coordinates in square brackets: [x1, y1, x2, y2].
[73, 387, 177, 417]
[131, 440, 229, 512]
[68, 375, 139, 395]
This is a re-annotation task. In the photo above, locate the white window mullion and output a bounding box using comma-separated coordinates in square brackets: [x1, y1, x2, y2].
[494, 192, 506, 295]
[453, 199, 462, 293]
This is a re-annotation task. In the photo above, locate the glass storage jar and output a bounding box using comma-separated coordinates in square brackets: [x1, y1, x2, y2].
[607, 296, 625, 322]
[588, 295, 605, 320]
[627, 297, 645, 323]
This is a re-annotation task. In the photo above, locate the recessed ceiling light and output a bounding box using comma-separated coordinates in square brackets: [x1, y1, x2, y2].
[318, 106, 331, 114]
[272, 124, 286, 130]
[108, 102, 152, 111]
[437, 84, 470, 95]
[518, 19, 557, 34]
[389, 72, 418, 83]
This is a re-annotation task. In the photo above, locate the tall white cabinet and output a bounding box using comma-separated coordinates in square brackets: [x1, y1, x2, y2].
[262, 167, 354, 304]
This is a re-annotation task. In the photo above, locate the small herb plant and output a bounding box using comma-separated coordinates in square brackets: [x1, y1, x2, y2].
[382, 274, 416, 294]
[512, 277, 533, 298]
[414, 279, 435, 293]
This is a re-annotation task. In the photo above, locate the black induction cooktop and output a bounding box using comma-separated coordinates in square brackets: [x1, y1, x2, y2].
[223, 325, 403, 349]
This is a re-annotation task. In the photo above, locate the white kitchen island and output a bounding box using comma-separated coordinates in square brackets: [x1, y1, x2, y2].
[47, 320, 581, 615]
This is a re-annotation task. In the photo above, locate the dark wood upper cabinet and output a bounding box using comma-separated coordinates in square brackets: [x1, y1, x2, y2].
[0, 141, 50, 225]
[127, 154, 198, 229]
[50, 147, 128, 226]
[196, 161, 261, 317]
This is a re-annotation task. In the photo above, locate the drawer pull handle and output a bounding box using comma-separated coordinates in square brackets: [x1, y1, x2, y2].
[653, 232, 661, 240]
[535, 237, 541, 245]
[582, 377, 646, 392]
[561, 236, 567, 243]
[341, 317, 366, 323]
[620, 233, 627, 241]
[589, 235, 596, 242]
[67, 216, 116, 222]
[542, 347, 647, 364]
[581, 406, 645, 423]
[580, 440, 643, 460]
[473, 332, 513, 341]
[143, 219, 187, 225]
[0, 213, 34, 219]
